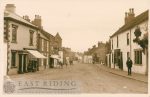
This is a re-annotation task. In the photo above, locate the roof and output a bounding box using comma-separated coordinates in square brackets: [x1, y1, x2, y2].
[110, 10, 149, 38]
[4, 11, 38, 29]
[40, 29, 53, 39]
[55, 32, 62, 40]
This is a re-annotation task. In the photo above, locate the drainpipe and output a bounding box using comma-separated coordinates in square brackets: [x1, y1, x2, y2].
[130, 29, 132, 58]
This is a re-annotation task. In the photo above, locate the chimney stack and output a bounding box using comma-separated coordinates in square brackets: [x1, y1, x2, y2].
[5, 4, 16, 13]
[23, 15, 30, 22]
[93, 45, 96, 49]
[98, 42, 101, 47]
[32, 15, 42, 28]
[124, 8, 135, 24]
[129, 8, 132, 14]
[88, 48, 91, 51]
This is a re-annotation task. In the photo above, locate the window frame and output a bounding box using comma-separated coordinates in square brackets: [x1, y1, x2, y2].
[11, 51, 17, 68]
[134, 50, 142, 65]
[117, 36, 119, 48]
[29, 30, 34, 46]
[111, 39, 113, 50]
[11, 24, 18, 43]
[127, 33, 129, 45]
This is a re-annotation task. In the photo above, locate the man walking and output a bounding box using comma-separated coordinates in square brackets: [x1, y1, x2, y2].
[126, 57, 133, 75]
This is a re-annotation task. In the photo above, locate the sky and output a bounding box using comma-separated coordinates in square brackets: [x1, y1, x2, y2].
[2, 0, 149, 52]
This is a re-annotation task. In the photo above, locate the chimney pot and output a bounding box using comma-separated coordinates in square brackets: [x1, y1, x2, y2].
[131, 8, 134, 14]
[129, 8, 132, 13]
[125, 12, 128, 17]
[5, 4, 16, 13]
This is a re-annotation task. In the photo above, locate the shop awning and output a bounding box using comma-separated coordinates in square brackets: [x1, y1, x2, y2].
[27, 50, 46, 59]
[50, 55, 60, 60]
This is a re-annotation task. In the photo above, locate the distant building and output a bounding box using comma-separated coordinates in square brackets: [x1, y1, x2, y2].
[49, 33, 63, 68]
[84, 41, 109, 64]
[110, 9, 148, 74]
[62, 47, 75, 65]
[83, 55, 93, 64]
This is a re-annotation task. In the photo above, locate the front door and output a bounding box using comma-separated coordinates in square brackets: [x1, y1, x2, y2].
[23, 54, 27, 73]
[117, 52, 123, 70]
[18, 54, 23, 74]
[120, 52, 123, 70]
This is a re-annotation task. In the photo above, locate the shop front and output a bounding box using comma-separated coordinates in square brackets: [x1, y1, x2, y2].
[49, 55, 60, 68]
[17, 49, 46, 74]
[26, 50, 46, 72]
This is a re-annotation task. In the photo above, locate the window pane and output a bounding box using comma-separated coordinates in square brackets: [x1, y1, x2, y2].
[29, 31, 34, 45]
[134, 51, 136, 64]
[12, 25, 18, 42]
[11, 52, 16, 67]
[127, 33, 129, 45]
[140, 51, 142, 64]
[137, 51, 140, 64]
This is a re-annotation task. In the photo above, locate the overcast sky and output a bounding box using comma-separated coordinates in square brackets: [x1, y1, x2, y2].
[2, 0, 149, 52]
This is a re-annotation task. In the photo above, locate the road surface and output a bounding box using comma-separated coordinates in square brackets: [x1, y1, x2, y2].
[9, 63, 147, 93]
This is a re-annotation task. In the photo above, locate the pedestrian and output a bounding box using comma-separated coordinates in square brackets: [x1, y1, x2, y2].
[126, 57, 133, 75]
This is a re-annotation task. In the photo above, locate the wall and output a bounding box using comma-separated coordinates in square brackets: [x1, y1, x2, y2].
[7, 20, 37, 73]
[110, 20, 148, 74]
[38, 31, 49, 67]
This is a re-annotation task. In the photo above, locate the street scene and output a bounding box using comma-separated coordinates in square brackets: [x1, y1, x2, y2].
[10, 63, 147, 93]
[2, 0, 148, 94]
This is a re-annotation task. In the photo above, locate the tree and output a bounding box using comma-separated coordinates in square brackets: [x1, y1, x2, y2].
[133, 27, 148, 75]
[133, 27, 148, 53]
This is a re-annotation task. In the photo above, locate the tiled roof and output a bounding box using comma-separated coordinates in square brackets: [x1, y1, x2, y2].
[4, 11, 38, 29]
[110, 10, 148, 38]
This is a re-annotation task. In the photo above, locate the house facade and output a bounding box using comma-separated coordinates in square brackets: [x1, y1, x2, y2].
[49, 33, 63, 68]
[4, 4, 46, 75]
[37, 30, 50, 69]
[4, 4, 65, 75]
[62, 47, 76, 65]
[110, 9, 148, 74]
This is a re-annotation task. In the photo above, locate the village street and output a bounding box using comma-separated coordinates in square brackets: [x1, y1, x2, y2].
[9, 63, 147, 93]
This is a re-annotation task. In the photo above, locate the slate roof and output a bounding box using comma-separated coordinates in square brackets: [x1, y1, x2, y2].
[4, 11, 38, 29]
[110, 10, 148, 38]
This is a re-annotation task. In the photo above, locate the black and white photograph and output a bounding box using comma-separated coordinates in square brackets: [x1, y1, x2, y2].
[0, 0, 149, 96]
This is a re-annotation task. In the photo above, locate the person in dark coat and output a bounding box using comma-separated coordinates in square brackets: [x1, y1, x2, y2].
[126, 57, 133, 75]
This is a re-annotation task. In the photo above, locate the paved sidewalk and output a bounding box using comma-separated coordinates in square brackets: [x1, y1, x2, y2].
[95, 64, 148, 83]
